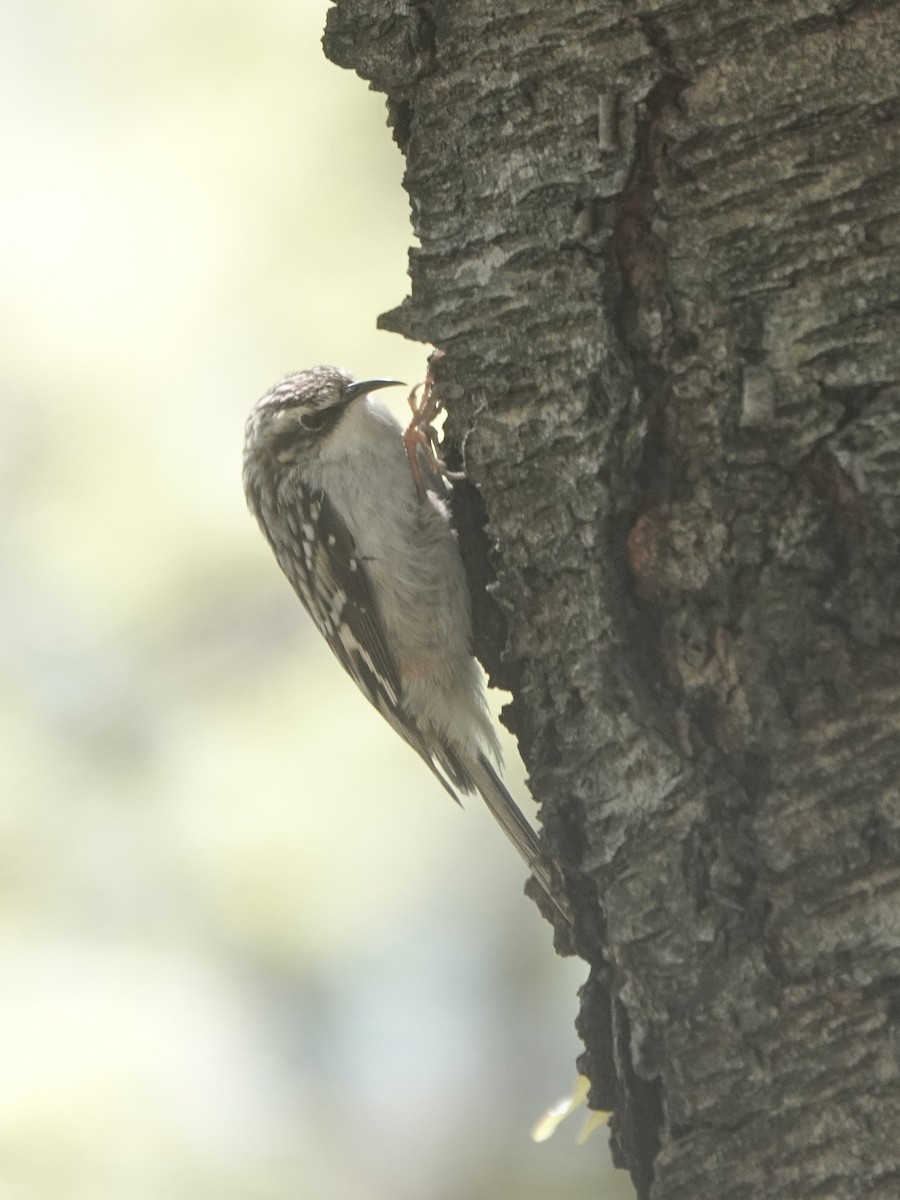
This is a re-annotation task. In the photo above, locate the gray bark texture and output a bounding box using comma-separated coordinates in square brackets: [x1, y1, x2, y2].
[324, 2, 900, 1197]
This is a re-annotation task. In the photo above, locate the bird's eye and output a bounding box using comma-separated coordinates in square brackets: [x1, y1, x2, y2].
[300, 409, 332, 433]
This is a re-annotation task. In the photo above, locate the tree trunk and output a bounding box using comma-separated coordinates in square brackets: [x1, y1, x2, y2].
[324, 2, 900, 1197]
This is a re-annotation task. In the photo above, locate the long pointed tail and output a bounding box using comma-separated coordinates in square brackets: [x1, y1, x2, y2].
[467, 753, 571, 924]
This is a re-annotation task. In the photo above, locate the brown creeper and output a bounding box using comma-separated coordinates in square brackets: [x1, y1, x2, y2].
[243, 365, 566, 920]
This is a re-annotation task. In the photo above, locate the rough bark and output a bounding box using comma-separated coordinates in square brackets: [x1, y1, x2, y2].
[324, 2, 900, 1197]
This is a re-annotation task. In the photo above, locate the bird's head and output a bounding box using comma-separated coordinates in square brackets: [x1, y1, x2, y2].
[243, 366, 403, 469]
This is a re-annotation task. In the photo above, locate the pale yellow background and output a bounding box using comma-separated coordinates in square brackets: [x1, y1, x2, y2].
[0, 1, 631, 1196]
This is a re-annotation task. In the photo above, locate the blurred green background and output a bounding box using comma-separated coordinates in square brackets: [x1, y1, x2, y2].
[0, 1, 631, 1196]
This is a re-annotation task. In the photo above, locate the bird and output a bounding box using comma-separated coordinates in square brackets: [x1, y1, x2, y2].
[242, 364, 567, 920]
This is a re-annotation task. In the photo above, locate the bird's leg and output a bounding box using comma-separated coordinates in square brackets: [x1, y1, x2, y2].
[403, 350, 465, 502]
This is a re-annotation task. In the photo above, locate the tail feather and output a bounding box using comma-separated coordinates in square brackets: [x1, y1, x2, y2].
[467, 752, 571, 924]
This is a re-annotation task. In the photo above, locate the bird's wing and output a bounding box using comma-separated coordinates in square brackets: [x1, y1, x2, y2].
[267, 486, 462, 797]
[286, 488, 403, 710]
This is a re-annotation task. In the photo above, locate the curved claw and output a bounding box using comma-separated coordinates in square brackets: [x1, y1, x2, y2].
[403, 351, 463, 501]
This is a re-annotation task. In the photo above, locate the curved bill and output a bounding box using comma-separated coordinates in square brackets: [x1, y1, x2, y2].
[343, 378, 406, 399]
